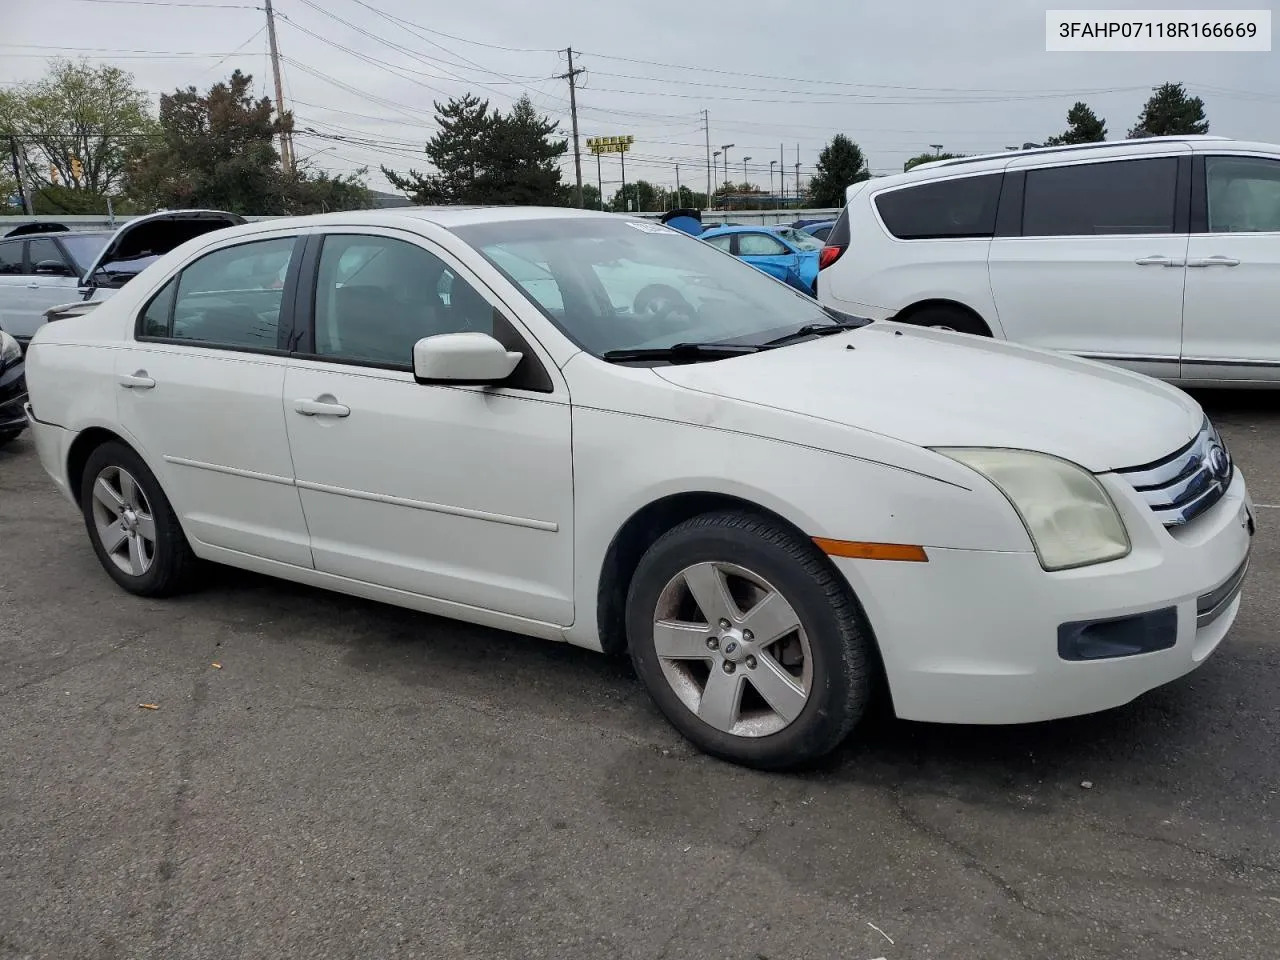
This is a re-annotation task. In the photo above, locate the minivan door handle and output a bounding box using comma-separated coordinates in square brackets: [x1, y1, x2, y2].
[1187, 256, 1241, 268]
[118, 371, 156, 390]
[294, 396, 350, 418]
[1134, 255, 1181, 267]
[25, 282, 39, 289]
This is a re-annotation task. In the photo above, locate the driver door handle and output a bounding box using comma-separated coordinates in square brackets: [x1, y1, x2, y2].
[294, 397, 350, 418]
[1134, 255, 1181, 267]
[118, 372, 156, 390]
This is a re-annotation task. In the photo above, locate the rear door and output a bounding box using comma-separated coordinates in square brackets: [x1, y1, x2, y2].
[1180, 153, 1280, 382]
[988, 151, 1190, 380]
[20, 237, 82, 339]
[0, 239, 29, 338]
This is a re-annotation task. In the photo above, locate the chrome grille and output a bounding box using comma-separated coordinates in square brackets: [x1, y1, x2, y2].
[1115, 418, 1233, 528]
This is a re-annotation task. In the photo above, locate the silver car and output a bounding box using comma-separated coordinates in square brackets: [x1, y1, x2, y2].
[0, 210, 244, 347]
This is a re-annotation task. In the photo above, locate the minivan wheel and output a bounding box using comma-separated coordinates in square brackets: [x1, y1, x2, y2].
[900, 305, 989, 336]
[80, 441, 196, 597]
[625, 511, 873, 769]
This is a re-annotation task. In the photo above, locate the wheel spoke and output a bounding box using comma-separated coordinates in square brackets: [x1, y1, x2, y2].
[127, 534, 148, 576]
[740, 590, 801, 646]
[119, 472, 141, 510]
[749, 652, 808, 724]
[100, 519, 129, 555]
[134, 513, 156, 544]
[653, 620, 713, 660]
[682, 563, 737, 625]
[93, 476, 124, 515]
[697, 667, 744, 732]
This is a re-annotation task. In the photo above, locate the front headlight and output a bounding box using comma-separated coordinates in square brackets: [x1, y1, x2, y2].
[934, 448, 1130, 571]
[0, 331, 19, 369]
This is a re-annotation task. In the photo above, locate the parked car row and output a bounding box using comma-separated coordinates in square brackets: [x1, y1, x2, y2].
[19, 201, 1253, 770]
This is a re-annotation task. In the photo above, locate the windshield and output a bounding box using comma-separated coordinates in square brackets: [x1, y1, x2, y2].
[775, 227, 825, 251]
[452, 217, 848, 357]
[58, 233, 110, 273]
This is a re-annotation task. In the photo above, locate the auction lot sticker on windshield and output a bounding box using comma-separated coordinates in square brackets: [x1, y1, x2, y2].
[626, 221, 677, 234]
[1046, 9, 1271, 51]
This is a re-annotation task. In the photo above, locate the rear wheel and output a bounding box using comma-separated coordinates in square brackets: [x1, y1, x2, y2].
[898, 305, 989, 336]
[80, 441, 197, 597]
[625, 511, 874, 769]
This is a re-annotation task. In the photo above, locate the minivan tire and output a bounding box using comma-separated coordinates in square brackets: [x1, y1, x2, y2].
[899, 305, 989, 336]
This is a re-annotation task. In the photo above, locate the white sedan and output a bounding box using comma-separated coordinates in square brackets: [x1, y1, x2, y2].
[22, 207, 1254, 768]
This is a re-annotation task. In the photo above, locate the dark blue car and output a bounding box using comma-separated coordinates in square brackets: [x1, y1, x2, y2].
[699, 225, 826, 296]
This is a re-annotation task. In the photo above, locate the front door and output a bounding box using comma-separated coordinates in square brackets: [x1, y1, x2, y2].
[21, 237, 82, 339]
[735, 231, 799, 286]
[282, 229, 574, 626]
[114, 232, 313, 567]
[988, 154, 1189, 381]
[1181, 154, 1280, 383]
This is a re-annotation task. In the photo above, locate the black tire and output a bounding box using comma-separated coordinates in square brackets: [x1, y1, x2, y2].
[79, 441, 197, 597]
[0, 428, 22, 447]
[899, 305, 989, 336]
[625, 510, 873, 770]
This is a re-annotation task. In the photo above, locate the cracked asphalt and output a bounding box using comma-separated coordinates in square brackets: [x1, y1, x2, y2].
[1, 389, 1277, 960]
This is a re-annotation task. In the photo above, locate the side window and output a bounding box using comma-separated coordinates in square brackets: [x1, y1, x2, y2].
[27, 238, 74, 277]
[166, 237, 296, 349]
[704, 234, 734, 252]
[875, 173, 1003, 240]
[1206, 156, 1280, 233]
[313, 234, 493, 366]
[0, 241, 22, 275]
[737, 233, 789, 256]
[1023, 158, 1178, 237]
[139, 277, 178, 337]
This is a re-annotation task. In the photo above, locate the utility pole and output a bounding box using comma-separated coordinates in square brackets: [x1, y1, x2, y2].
[8, 136, 31, 215]
[595, 152, 603, 209]
[795, 144, 801, 208]
[675, 163, 680, 204]
[263, 0, 293, 174]
[779, 143, 784, 208]
[702, 109, 711, 210]
[560, 48, 586, 208]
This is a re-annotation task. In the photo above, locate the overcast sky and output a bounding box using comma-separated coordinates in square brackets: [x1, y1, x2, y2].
[6, 0, 1276, 196]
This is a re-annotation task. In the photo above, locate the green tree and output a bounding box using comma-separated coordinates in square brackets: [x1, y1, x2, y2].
[126, 70, 368, 214]
[0, 58, 156, 212]
[383, 93, 567, 206]
[1128, 82, 1208, 138]
[903, 151, 965, 172]
[611, 179, 659, 212]
[807, 134, 869, 207]
[1044, 101, 1107, 145]
[477, 95, 567, 205]
[672, 185, 707, 209]
[580, 182, 602, 209]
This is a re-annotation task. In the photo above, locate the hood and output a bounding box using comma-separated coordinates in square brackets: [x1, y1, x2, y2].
[84, 209, 246, 285]
[652, 322, 1202, 473]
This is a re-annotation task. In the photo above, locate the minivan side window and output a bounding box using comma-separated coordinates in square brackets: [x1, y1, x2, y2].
[875, 173, 1003, 240]
[1022, 157, 1178, 237]
[0, 240, 22, 275]
[1205, 156, 1280, 233]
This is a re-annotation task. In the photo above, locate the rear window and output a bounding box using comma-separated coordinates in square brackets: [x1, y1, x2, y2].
[1022, 157, 1178, 236]
[874, 173, 1002, 240]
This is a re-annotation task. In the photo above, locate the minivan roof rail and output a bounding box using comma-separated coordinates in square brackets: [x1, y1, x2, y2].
[911, 135, 1232, 171]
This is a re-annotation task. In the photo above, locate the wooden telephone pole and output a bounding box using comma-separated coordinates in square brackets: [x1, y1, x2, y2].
[559, 49, 586, 208]
[263, 0, 294, 174]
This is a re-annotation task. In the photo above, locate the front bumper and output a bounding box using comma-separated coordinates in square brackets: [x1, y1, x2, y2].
[0, 363, 28, 433]
[834, 468, 1254, 725]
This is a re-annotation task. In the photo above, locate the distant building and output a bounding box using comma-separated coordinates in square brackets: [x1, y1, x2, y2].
[369, 189, 414, 209]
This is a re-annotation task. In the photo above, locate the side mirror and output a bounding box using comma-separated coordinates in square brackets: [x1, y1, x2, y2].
[412, 332, 522, 386]
[34, 259, 72, 276]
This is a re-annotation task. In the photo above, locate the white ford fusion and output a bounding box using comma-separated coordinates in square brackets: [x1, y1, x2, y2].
[23, 207, 1254, 768]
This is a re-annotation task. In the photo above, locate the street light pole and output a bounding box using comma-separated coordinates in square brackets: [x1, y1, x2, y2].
[769, 160, 777, 208]
[712, 151, 721, 208]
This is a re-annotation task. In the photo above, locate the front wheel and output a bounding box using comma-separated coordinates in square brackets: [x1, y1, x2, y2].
[625, 511, 874, 769]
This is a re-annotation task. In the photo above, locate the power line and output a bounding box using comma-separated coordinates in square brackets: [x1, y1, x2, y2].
[48, 0, 259, 7]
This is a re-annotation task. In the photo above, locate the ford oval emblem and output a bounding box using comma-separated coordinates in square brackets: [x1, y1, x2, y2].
[1208, 444, 1229, 479]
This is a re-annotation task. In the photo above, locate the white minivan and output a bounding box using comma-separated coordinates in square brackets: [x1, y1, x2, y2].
[816, 135, 1280, 386]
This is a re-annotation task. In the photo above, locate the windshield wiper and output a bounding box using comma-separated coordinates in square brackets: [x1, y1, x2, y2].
[601, 341, 761, 363]
[762, 316, 865, 347]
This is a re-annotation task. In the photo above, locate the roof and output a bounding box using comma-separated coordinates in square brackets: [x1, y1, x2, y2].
[861, 135, 1276, 195]
[699, 224, 785, 236]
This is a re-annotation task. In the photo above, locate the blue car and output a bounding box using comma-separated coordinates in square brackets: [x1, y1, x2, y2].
[800, 220, 837, 243]
[699, 225, 825, 295]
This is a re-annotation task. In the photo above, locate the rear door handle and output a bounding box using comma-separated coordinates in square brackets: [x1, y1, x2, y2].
[294, 397, 350, 418]
[1187, 256, 1241, 268]
[118, 372, 155, 390]
[1134, 256, 1181, 266]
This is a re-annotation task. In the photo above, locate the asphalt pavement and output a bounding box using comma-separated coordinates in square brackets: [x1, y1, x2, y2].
[1, 390, 1277, 960]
